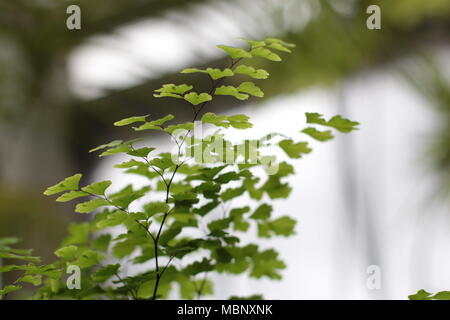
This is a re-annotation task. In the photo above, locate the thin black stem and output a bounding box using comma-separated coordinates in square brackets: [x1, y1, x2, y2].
[115, 272, 137, 300]
[81, 190, 155, 242]
[131, 146, 168, 186]
[196, 272, 209, 300]
[151, 57, 244, 300]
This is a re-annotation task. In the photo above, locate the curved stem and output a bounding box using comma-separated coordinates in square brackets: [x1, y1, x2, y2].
[196, 272, 209, 300]
[150, 57, 244, 300]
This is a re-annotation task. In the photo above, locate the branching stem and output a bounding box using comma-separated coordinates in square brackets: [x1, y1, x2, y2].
[150, 58, 243, 300]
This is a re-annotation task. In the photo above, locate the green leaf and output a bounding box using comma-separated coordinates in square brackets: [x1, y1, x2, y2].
[44, 174, 82, 195]
[153, 92, 183, 99]
[92, 234, 112, 251]
[277, 162, 295, 177]
[82, 180, 112, 196]
[159, 226, 182, 245]
[432, 291, 450, 300]
[251, 204, 272, 220]
[76, 249, 103, 268]
[201, 113, 229, 128]
[133, 115, 174, 131]
[269, 216, 296, 236]
[230, 207, 251, 231]
[221, 186, 245, 201]
[184, 92, 212, 105]
[181, 68, 234, 80]
[17, 274, 42, 286]
[96, 211, 128, 228]
[239, 38, 266, 48]
[250, 47, 281, 62]
[176, 273, 197, 300]
[305, 113, 359, 133]
[114, 115, 149, 127]
[217, 45, 252, 59]
[184, 258, 214, 276]
[89, 140, 123, 153]
[262, 176, 292, 199]
[214, 172, 240, 184]
[228, 114, 254, 129]
[114, 159, 146, 169]
[0, 265, 33, 273]
[201, 113, 253, 130]
[250, 249, 285, 279]
[165, 241, 199, 259]
[234, 65, 269, 79]
[154, 84, 193, 98]
[133, 123, 164, 131]
[408, 289, 433, 300]
[268, 42, 291, 53]
[180, 67, 203, 74]
[165, 122, 195, 134]
[326, 116, 360, 133]
[279, 139, 312, 159]
[0, 285, 21, 297]
[242, 177, 263, 200]
[193, 200, 220, 216]
[236, 82, 264, 97]
[265, 38, 296, 48]
[144, 202, 169, 217]
[127, 147, 155, 158]
[54, 245, 78, 260]
[92, 264, 120, 282]
[214, 248, 233, 264]
[112, 239, 137, 259]
[257, 223, 271, 238]
[109, 185, 149, 209]
[171, 192, 199, 204]
[206, 68, 234, 80]
[62, 222, 90, 246]
[75, 198, 110, 213]
[151, 114, 175, 126]
[208, 218, 232, 232]
[215, 85, 249, 100]
[99, 145, 132, 157]
[302, 127, 334, 141]
[0, 237, 19, 250]
[0, 251, 40, 262]
[56, 190, 88, 202]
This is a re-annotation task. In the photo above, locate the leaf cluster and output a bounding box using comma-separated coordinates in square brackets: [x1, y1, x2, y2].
[1, 38, 359, 300]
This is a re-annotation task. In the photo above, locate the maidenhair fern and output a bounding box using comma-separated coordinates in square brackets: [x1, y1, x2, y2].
[0, 38, 359, 300]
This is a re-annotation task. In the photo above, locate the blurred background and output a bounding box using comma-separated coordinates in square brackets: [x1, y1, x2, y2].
[0, 0, 449, 299]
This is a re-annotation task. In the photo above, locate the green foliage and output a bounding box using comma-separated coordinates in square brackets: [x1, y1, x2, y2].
[43, 174, 82, 195]
[305, 113, 360, 133]
[0, 285, 22, 297]
[251, 47, 282, 62]
[216, 45, 252, 59]
[279, 140, 312, 159]
[234, 65, 269, 79]
[184, 92, 212, 105]
[302, 127, 334, 142]
[409, 289, 450, 300]
[114, 115, 149, 127]
[1, 37, 359, 300]
[181, 68, 234, 80]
